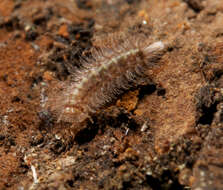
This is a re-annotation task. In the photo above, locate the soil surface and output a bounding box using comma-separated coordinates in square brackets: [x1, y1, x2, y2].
[0, 0, 223, 189]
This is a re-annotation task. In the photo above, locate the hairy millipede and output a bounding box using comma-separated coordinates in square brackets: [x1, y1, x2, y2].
[47, 35, 165, 124]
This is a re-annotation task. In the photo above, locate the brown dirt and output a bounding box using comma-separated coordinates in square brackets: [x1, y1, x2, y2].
[0, 0, 223, 189]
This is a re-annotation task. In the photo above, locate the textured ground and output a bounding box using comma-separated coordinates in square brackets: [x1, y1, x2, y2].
[0, 0, 223, 189]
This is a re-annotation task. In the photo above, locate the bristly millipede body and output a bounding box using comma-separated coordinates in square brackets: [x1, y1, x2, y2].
[48, 35, 165, 124]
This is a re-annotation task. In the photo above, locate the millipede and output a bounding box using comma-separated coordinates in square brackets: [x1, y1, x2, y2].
[47, 34, 165, 125]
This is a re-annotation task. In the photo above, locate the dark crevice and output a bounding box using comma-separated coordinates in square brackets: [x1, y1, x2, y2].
[157, 87, 166, 97]
[138, 83, 156, 99]
[74, 124, 98, 145]
[146, 170, 186, 190]
[182, 0, 204, 13]
[197, 102, 217, 125]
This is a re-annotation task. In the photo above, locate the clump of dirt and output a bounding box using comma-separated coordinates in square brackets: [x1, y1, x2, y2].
[0, 0, 223, 189]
